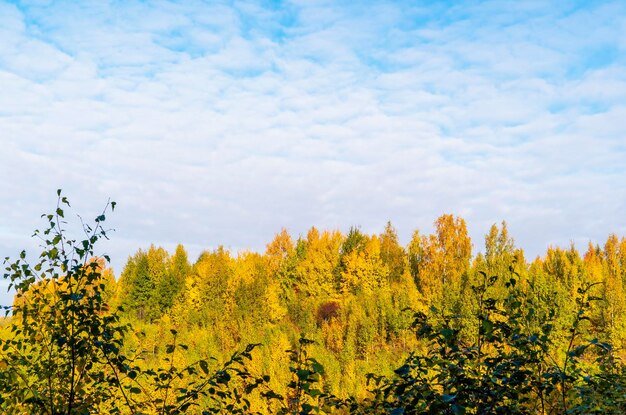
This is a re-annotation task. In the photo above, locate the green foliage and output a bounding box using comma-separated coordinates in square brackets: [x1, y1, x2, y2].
[283, 338, 329, 415]
[119, 244, 188, 322]
[349, 275, 626, 415]
[127, 332, 270, 414]
[0, 191, 128, 413]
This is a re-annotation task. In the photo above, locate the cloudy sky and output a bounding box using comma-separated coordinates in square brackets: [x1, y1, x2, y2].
[1, 0, 625, 305]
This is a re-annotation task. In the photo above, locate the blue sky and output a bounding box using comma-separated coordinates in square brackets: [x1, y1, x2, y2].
[1, 0, 626, 305]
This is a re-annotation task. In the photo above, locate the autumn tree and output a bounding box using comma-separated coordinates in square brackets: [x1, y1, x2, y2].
[407, 229, 423, 288]
[379, 221, 406, 283]
[295, 227, 343, 298]
[602, 234, 626, 346]
[339, 234, 389, 296]
[165, 244, 190, 306]
[484, 221, 515, 275]
[264, 229, 293, 323]
[266, 228, 294, 277]
[471, 221, 528, 303]
[185, 246, 233, 323]
[411, 214, 472, 311]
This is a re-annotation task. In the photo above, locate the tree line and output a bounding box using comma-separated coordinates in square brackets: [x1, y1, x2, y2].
[2, 192, 626, 413]
[116, 214, 626, 352]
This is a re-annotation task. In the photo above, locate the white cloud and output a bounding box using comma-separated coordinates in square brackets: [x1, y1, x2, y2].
[1, 0, 626, 306]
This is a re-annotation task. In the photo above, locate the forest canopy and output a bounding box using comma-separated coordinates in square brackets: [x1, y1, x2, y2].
[2, 192, 626, 414]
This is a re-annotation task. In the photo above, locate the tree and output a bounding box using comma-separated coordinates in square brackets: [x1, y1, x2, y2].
[602, 234, 626, 346]
[163, 244, 190, 308]
[379, 221, 406, 283]
[407, 229, 424, 286]
[411, 214, 472, 309]
[266, 228, 294, 277]
[484, 221, 515, 274]
[185, 246, 234, 326]
[295, 227, 343, 298]
[339, 235, 389, 296]
[0, 191, 130, 413]
[118, 246, 167, 322]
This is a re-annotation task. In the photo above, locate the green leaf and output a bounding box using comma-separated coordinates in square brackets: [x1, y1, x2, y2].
[311, 360, 325, 375]
[394, 365, 410, 376]
[441, 328, 455, 340]
[199, 360, 209, 375]
[308, 388, 322, 397]
[481, 319, 494, 335]
[451, 404, 466, 415]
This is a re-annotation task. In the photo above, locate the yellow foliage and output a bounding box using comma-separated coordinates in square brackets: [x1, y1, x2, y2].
[411, 214, 472, 305]
[266, 228, 294, 275]
[340, 235, 389, 295]
[13, 257, 115, 318]
[296, 227, 343, 297]
[264, 280, 287, 323]
[322, 318, 345, 354]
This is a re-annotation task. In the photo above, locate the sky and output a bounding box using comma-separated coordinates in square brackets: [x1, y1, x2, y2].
[1, 0, 625, 306]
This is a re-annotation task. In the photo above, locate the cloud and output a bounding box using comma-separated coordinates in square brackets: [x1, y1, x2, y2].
[1, 0, 626, 305]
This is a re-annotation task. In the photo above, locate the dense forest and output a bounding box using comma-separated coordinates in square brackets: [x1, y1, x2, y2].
[2, 192, 626, 414]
